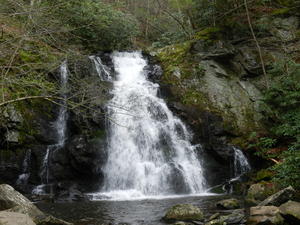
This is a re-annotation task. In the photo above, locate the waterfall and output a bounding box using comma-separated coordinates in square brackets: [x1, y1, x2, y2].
[232, 147, 251, 178]
[16, 149, 31, 186]
[92, 52, 206, 200]
[89, 55, 112, 81]
[32, 62, 68, 194]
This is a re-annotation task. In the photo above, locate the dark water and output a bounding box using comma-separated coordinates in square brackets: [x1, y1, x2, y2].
[36, 195, 228, 225]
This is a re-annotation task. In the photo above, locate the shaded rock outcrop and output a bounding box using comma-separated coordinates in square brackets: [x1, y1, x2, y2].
[154, 15, 300, 186]
[0, 53, 111, 195]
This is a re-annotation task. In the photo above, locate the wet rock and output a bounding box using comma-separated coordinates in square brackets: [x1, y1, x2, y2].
[258, 186, 295, 206]
[145, 64, 163, 82]
[216, 198, 240, 210]
[247, 206, 284, 225]
[57, 185, 88, 202]
[279, 200, 300, 224]
[0, 211, 36, 225]
[163, 204, 204, 222]
[68, 135, 107, 177]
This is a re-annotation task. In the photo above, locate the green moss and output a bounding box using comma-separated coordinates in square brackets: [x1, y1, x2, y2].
[271, 8, 291, 16]
[182, 89, 208, 106]
[19, 50, 40, 63]
[194, 27, 221, 41]
[157, 41, 194, 85]
[255, 169, 274, 182]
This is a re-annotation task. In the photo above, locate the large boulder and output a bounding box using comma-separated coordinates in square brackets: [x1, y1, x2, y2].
[247, 183, 276, 203]
[0, 211, 36, 225]
[163, 204, 204, 222]
[0, 184, 44, 219]
[216, 198, 240, 210]
[0, 184, 72, 225]
[279, 201, 300, 224]
[258, 186, 295, 206]
[247, 206, 285, 225]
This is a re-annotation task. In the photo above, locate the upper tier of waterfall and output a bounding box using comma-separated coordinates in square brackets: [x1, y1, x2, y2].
[91, 52, 206, 200]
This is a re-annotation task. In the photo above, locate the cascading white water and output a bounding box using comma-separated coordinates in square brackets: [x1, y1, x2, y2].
[93, 52, 206, 200]
[32, 62, 68, 194]
[16, 149, 31, 186]
[89, 55, 112, 81]
[233, 147, 251, 178]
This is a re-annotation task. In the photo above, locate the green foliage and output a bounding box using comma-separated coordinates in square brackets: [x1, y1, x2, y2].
[264, 59, 300, 150]
[151, 31, 187, 48]
[248, 132, 278, 158]
[43, 0, 139, 51]
[254, 58, 300, 189]
[273, 150, 300, 189]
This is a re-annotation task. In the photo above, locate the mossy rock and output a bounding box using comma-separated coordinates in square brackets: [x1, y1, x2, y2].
[216, 198, 240, 210]
[163, 204, 204, 222]
[194, 27, 221, 41]
[255, 169, 274, 182]
[247, 182, 278, 202]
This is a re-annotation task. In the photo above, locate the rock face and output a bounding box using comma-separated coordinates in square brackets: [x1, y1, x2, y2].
[0, 211, 36, 225]
[163, 204, 204, 222]
[216, 198, 240, 210]
[155, 15, 300, 186]
[247, 206, 284, 225]
[258, 186, 296, 207]
[0, 54, 110, 195]
[279, 201, 300, 224]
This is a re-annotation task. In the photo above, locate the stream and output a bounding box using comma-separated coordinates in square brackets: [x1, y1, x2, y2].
[37, 194, 234, 225]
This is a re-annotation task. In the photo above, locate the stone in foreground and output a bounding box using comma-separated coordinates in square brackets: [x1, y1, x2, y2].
[258, 186, 295, 207]
[0, 184, 72, 225]
[0, 184, 44, 219]
[163, 204, 204, 222]
[0, 211, 36, 225]
[216, 198, 240, 210]
[247, 206, 284, 225]
[279, 200, 300, 224]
